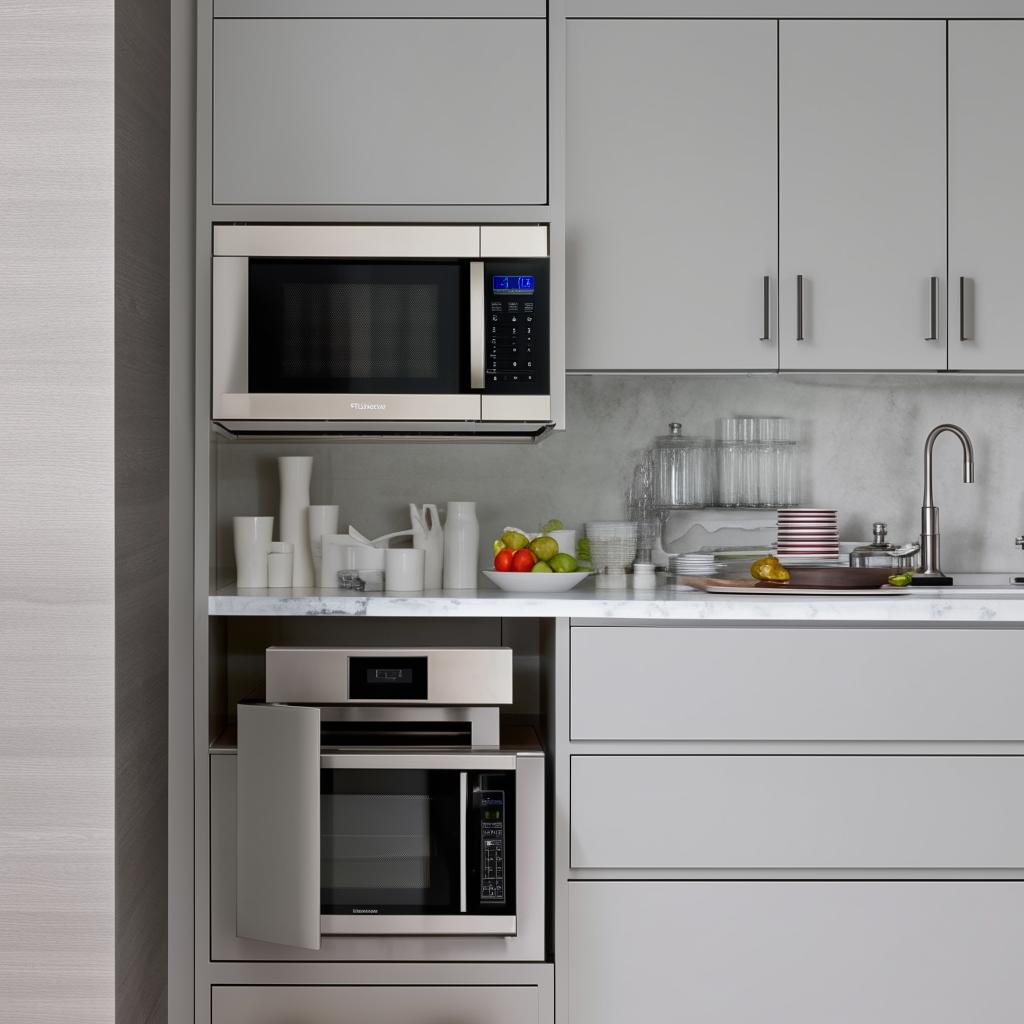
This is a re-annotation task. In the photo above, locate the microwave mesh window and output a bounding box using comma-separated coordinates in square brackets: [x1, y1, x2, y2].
[248, 260, 464, 395]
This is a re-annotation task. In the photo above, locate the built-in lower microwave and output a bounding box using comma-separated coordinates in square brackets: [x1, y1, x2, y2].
[212, 224, 553, 438]
[229, 647, 545, 960]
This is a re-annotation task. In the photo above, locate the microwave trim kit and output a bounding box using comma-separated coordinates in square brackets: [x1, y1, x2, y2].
[212, 224, 553, 438]
[234, 646, 545, 956]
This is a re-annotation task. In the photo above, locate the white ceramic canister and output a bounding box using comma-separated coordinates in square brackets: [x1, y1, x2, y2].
[267, 541, 294, 588]
[277, 456, 315, 587]
[442, 501, 479, 590]
[307, 504, 340, 586]
[385, 547, 426, 592]
[546, 528, 578, 562]
[410, 503, 445, 590]
[233, 516, 274, 589]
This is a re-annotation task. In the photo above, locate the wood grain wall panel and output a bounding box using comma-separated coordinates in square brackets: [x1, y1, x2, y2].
[0, 2, 116, 1022]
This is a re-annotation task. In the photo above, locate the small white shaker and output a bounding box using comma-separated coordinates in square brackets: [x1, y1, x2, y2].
[632, 563, 656, 591]
[267, 541, 294, 588]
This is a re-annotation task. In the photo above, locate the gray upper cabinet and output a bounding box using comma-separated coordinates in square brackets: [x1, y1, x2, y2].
[565, 20, 778, 371]
[949, 21, 1024, 370]
[779, 20, 947, 370]
[213, 18, 547, 205]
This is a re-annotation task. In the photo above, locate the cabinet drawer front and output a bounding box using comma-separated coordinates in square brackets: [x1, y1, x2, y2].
[571, 755, 1024, 869]
[570, 626, 1024, 741]
[569, 882, 1024, 1024]
[213, 985, 539, 1024]
[213, 19, 546, 205]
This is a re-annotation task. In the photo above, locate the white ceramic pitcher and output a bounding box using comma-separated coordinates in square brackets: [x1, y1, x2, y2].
[410, 503, 444, 590]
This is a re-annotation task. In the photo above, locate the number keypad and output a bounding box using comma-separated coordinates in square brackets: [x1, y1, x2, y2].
[487, 300, 537, 385]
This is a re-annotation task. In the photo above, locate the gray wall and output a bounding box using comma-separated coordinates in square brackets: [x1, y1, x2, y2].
[115, 0, 170, 1020]
[214, 374, 1024, 578]
[0, 2, 116, 1022]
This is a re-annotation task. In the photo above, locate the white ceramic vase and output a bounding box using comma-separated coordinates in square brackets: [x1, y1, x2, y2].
[277, 456, 315, 587]
[233, 516, 274, 589]
[308, 504, 340, 586]
[410, 503, 445, 591]
[442, 501, 479, 590]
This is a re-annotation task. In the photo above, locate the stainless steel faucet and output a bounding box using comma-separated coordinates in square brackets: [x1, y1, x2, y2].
[918, 423, 975, 583]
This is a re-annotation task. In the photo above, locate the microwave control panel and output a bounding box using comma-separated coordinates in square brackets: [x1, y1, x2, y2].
[484, 260, 549, 396]
[478, 790, 506, 904]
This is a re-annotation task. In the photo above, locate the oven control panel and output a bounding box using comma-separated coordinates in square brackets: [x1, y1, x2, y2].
[483, 260, 548, 396]
[479, 790, 506, 904]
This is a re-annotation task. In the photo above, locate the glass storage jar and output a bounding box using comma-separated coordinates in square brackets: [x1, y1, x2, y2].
[654, 423, 717, 508]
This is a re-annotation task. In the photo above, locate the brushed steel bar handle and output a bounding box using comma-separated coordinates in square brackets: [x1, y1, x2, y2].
[760, 275, 771, 341]
[959, 276, 973, 341]
[469, 261, 485, 389]
[459, 771, 468, 913]
[926, 276, 939, 341]
[796, 275, 805, 341]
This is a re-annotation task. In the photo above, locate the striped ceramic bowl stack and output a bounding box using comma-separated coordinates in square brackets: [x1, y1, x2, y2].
[775, 508, 839, 560]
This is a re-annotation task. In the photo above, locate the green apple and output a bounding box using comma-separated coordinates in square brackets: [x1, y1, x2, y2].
[501, 530, 529, 551]
[531, 560, 554, 573]
[529, 536, 558, 562]
[548, 553, 578, 573]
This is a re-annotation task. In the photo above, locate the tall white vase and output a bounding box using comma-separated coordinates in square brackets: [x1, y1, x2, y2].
[278, 456, 315, 587]
[410, 503, 445, 591]
[442, 501, 479, 590]
[308, 504, 340, 586]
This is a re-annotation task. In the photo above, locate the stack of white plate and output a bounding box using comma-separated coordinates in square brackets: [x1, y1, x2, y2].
[775, 508, 839, 559]
[669, 552, 722, 576]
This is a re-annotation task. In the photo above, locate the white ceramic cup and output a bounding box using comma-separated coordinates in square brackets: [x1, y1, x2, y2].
[546, 529, 577, 560]
[308, 505, 340, 585]
[233, 516, 274, 589]
[267, 541, 294, 589]
[385, 547, 426, 592]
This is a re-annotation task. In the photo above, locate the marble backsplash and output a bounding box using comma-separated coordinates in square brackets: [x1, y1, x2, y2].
[214, 373, 1024, 579]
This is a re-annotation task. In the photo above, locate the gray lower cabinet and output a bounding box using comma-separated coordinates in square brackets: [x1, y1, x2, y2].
[213, 18, 547, 205]
[949, 20, 1024, 370]
[212, 984, 542, 1024]
[568, 882, 1024, 1024]
[571, 754, 1024, 869]
[779, 20, 947, 370]
[565, 19, 778, 371]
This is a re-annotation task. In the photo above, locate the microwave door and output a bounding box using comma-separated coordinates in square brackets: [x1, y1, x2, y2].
[236, 703, 322, 950]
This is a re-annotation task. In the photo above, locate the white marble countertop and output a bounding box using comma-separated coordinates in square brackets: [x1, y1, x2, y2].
[208, 581, 1024, 623]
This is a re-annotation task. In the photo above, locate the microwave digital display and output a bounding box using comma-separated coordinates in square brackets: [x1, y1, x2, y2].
[492, 275, 535, 295]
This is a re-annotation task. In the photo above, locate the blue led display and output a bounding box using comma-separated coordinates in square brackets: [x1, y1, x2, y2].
[492, 275, 535, 294]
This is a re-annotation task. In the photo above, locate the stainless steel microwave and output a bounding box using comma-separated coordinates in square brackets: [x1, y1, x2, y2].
[212, 224, 553, 439]
[229, 647, 545, 960]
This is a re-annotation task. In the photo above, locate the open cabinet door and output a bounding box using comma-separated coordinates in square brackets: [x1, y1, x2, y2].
[237, 702, 321, 950]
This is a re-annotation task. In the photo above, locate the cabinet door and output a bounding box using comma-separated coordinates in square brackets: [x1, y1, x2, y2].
[213, 19, 546, 205]
[779, 21, 946, 370]
[949, 22, 1024, 369]
[565, 20, 778, 371]
[569, 882, 1024, 1024]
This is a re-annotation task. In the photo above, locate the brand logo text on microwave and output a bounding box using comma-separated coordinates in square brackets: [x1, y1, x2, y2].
[350, 401, 387, 411]
[351, 908, 380, 915]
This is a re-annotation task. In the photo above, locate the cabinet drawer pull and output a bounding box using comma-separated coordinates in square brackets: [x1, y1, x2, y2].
[796, 274, 805, 341]
[760, 275, 771, 342]
[926, 276, 939, 341]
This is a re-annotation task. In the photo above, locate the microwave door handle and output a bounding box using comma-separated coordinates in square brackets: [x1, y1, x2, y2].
[469, 262, 485, 390]
[459, 771, 468, 913]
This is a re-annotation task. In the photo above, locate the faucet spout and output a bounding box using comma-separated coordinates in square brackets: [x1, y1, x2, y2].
[919, 423, 975, 581]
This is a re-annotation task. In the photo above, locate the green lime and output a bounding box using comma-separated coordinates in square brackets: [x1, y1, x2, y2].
[888, 572, 913, 587]
[531, 560, 554, 573]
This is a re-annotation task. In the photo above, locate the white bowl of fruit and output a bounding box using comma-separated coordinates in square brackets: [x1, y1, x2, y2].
[482, 523, 592, 593]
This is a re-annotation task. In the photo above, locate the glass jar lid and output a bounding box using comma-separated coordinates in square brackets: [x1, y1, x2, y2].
[654, 422, 715, 448]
